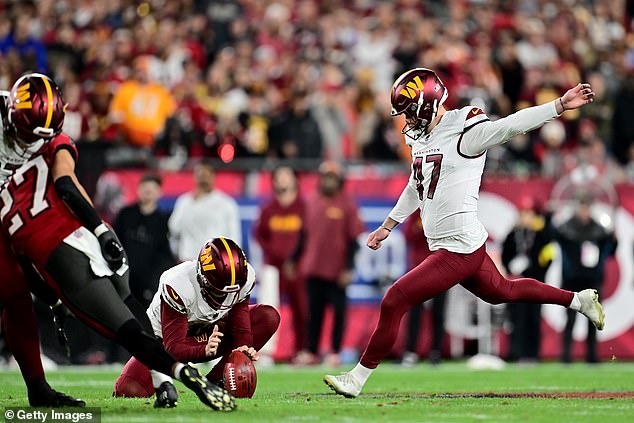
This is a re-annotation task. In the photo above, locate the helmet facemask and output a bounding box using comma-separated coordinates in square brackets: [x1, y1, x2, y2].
[197, 260, 241, 310]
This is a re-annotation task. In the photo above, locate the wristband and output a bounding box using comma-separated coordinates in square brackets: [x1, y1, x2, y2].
[94, 223, 109, 237]
[381, 226, 392, 232]
[559, 97, 566, 112]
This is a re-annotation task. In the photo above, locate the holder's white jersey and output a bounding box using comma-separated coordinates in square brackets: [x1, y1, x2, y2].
[147, 260, 256, 338]
[0, 92, 45, 186]
[389, 101, 560, 253]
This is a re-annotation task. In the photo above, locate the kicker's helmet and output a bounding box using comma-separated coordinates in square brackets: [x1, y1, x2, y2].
[390, 68, 448, 140]
[196, 238, 248, 310]
[7, 73, 66, 146]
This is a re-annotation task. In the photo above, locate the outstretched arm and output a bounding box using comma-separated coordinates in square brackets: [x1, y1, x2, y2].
[460, 83, 595, 157]
[367, 174, 420, 250]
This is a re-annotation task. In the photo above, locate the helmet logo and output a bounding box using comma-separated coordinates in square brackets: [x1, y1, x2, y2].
[219, 237, 236, 286]
[399, 75, 425, 99]
[15, 83, 32, 109]
[199, 246, 216, 271]
[40, 75, 54, 129]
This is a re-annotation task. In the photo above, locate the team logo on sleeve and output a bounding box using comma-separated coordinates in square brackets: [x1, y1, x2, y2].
[162, 284, 186, 313]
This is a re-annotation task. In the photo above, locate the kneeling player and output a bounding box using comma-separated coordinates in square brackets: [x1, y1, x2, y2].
[114, 238, 280, 400]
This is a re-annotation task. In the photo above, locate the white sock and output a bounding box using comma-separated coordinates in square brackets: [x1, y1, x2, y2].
[150, 369, 173, 389]
[172, 363, 186, 380]
[350, 363, 374, 385]
[569, 293, 581, 311]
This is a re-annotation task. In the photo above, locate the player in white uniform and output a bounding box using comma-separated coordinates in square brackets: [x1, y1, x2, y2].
[114, 237, 280, 401]
[324, 68, 605, 398]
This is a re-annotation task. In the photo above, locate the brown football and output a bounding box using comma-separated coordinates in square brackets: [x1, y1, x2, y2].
[223, 351, 257, 398]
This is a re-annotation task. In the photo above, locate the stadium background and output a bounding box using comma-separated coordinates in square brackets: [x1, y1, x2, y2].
[2, 0, 634, 365]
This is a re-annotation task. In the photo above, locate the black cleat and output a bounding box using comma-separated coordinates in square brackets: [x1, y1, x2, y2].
[154, 381, 178, 408]
[28, 382, 85, 407]
[179, 364, 235, 411]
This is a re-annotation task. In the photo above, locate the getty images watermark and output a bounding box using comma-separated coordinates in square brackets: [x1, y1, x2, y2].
[4, 408, 100, 423]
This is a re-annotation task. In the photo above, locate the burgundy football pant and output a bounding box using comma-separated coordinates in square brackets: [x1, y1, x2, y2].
[113, 304, 280, 397]
[360, 244, 574, 369]
[0, 237, 44, 383]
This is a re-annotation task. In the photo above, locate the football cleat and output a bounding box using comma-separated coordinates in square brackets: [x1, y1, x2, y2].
[154, 381, 178, 408]
[28, 381, 85, 407]
[323, 372, 362, 398]
[577, 289, 605, 330]
[180, 364, 236, 411]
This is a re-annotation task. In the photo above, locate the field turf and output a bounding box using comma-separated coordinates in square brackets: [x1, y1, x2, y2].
[1, 362, 633, 422]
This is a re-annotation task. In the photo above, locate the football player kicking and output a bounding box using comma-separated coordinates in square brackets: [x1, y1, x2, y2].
[324, 68, 604, 397]
[114, 237, 280, 401]
[0, 73, 235, 411]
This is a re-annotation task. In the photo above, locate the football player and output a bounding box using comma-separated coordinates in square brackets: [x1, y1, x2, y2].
[324, 68, 603, 397]
[0, 86, 83, 407]
[114, 237, 280, 398]
[0, 73, 235, 411]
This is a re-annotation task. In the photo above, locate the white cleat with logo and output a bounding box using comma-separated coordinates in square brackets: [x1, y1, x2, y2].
[323, 372, 363, 398]
[578, 289, 605, 330]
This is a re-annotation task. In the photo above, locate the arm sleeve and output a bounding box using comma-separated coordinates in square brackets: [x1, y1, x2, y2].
[54, 176, 102, 231]
[460, 101, 560, 157]
[388, 174, 421, 223]
[160, 299, 207, 362]
[227, 298, 253, 348]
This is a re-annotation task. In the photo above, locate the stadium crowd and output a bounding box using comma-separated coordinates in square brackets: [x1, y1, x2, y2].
[0, 0, 633, 179]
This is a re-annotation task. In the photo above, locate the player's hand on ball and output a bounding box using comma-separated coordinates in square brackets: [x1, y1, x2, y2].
[205, 325, 223, 357]
[366, 226, 390, 250]
[233, 345, 258, 361]
[561, 83, 595, 110]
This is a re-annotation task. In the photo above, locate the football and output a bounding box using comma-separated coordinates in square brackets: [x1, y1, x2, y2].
[223, 351, 257, 398]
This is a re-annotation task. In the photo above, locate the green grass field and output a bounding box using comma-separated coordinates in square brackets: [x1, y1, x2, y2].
[1, 362, 633, 422]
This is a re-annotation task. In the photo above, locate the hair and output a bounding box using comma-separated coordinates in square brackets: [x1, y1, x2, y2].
[139, 172, 162, 186]
[271, 165, 298, 181]
[196, 158, 215, 173]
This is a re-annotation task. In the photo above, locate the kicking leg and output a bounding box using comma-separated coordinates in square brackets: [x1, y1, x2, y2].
[325, 245, 486, 398]
[460, 253, 604, 329]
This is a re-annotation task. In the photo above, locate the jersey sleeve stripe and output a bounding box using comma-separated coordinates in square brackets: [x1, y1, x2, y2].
[464, 115, 490, 131]
[54, 144, 78, 162]
[457, 118, 490, 159]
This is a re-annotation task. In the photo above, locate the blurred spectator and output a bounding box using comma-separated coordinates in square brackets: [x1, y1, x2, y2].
[612, 74, 634, 165]
[0, 7, 48, 72]
[552, 194, 617, 363]
[168, 159, 241, 261]
[535, 120, 568, 179]
[400, 214, 446, 367]
[109, 56, 176, 148]
[267, 89, 323, 159]
[501, 197, 553, 363]
[254, 166, 308, 361]
[300, 162, 364, 366]
[113, 173, 175, 307]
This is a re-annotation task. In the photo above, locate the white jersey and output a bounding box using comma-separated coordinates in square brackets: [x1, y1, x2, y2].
[0, 91, 45, 186]
[147, 260, 256, 338]
[389, 101, 560, 253]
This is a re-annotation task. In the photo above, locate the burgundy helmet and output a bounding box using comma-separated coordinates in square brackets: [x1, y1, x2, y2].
[7, 73, 66, 146]
[196, 238, 248, 310]
[390, 68, 448, 140]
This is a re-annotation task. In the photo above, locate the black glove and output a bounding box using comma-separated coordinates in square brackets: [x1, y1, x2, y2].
[97, 229, 125, 270]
